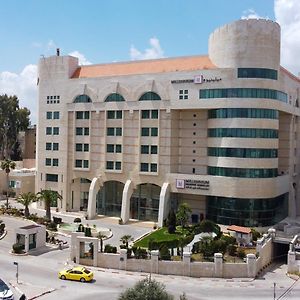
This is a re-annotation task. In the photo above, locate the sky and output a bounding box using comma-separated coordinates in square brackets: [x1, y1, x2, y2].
[0, 0, 299, 124]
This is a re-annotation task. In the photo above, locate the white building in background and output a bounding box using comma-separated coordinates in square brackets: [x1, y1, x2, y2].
[36, 19, 300, 227]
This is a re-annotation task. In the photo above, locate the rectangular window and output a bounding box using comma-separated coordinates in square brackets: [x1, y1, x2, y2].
[106, 161, 114, 170]
[115, 161, 121, 170]
[142, 110, 150, 119]
[116, 110, 122, 119]
[76, 143, 83, 151]
[83, 144, 89, 152]
[151, 110, 158, 119]
[107, 127, 114, 136]
[52, 158, 59, 166]
[151, 145, 158, 154]
[46, 143, 52, 150]
[46, 127, 52, 135]
[53, 143, 59, 151]
[75, 160, 82, 168]
[150, 163, 157, 172]
[151, 127, 158, 136]
[140, 163, 149, 172]
[83, 160, 89, 168]
[46, 112, 52, 119]
[116, 127, 122, 136]
[107, 144, 114, 153]
[46, 174, 58, 182]
[107, 111, 115, 119]
[53, 111, 60, 119]
[115, 144, 122, 153]
[141, 145, 149, 154]
[141, 127, 149, 136]
[84, 128, 89, 135]
[53, 127, 59, 135]
[179, 89, 188, 100]
[45, 158, 51, 166]
[76, 111, 83, 119]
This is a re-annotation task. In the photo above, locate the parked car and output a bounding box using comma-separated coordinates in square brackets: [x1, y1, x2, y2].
[58, 266, 93, 282]
[0, 279, 14, 300]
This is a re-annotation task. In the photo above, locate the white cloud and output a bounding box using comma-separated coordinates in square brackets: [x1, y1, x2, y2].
[275, 0, 300, 75]
[0, 64, 38, 124]
[241, 9, 264, 20]
[130, 37, 164, 60]
[69, 50, 92, 65]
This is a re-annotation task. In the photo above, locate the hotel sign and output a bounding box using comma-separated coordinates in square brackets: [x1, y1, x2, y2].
[176, 179, 210, 190]
[171, 75, 221, 84]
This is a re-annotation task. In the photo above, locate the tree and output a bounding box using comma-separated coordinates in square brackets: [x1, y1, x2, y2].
[120, 235, 133, 249]
[1, 159, 16, 209]
[0, 94, 30, 160]
[118, 277, 174, 300]
[176, 203, 192, 228]
[167, 210, 176, 234]
[17, 192, 36, 218]
[97, 233, 106, 253]
[36, 190, 62, 220]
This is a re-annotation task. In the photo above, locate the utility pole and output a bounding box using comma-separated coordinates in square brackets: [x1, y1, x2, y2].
[273, 282, 276, 300]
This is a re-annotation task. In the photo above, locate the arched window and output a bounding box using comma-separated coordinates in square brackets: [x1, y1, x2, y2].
[105, 93, 125, 102]
[74, 94, 92, 103]
[139, 92, 161, 101]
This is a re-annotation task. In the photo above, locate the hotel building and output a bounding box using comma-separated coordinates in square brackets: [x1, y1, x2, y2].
[36, 19, 300, 227]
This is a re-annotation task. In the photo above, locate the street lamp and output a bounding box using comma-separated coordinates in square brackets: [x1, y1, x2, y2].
[13, 261, 18, 283]
[273, 282, 276, 300]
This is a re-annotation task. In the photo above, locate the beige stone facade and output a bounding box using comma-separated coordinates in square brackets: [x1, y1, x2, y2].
[36, 19, 300, 227]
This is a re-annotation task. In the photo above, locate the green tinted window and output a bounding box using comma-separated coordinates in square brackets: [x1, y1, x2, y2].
[106, 161, 114, 170]
[74, 94, 92, 103]
[208, 128, 278, 138]
[105, 93, 125, 102]
[208, 147, 278, 158]
[139, 92, 161, 101]
[238, 68, 278, 80]
[208, 108, 278, 119]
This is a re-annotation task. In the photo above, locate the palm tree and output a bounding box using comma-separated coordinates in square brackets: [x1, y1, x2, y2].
[120, 234, 133, 249]
[1, 159, 16, 209]
[97, 233, 107, 253]
[36, 189, 62, 221]
[16, 192, 36, 218]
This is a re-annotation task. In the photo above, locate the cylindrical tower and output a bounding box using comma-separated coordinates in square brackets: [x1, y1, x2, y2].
[208, 19, 281, 69]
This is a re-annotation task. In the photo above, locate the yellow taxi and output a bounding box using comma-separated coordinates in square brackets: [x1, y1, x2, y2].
[58, 266, 94, 282]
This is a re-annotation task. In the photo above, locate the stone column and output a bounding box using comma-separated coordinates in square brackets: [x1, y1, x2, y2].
[183, 252, 191, 277]
[268, 228, 276, 239]
[256, 237, 264, 255]
[87, 177, 102, 220]
[246, 253, 257, 278]
[25, 234, 29, 253]
[158, 183, 170, 227]
[214, 253, 223, 277]
[71, 232, 84, 262]
[151, 250, 159, 274]
[119, 249, 127, 270]
[287, 250, 298, 273]
[120, 180, 133, 224]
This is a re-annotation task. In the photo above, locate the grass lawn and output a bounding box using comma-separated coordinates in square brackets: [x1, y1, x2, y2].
[134, 227, 190, 248]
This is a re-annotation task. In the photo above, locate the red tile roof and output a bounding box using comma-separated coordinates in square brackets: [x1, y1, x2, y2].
[71, 55, 216, 78]
[227, 225, 251, 234]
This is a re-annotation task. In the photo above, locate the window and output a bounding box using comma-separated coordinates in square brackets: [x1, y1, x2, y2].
[208, 147, 278, 158]
[105, 93, 125, 102]
[53, 143, 59, 151]
[107, 144, 114, 153]
[141, 110, 158, 119]
[208, 128, 278, 139]
[151, 145, 158, 154]
[140, 163, 149, 172]
[237, 68, 278, 80]
[76, 144, 83, 151]
[139, 92, 161, 101]
[141, 128, 149, 136]
[46, 174, 58, 182]
[141, 145, 149, 154]
[84, 128, 89, 135]
[53, 127, 59, 135]
[83, 160, 89, 168]
[52, 158, 59, 166]
[76, 111, 90, 119]
[83, 144, 89, 151]
[151, 127, 158, 136]
[46, 112, 52, 119]
[75, 143, 89, 152]
[115, 144, 122, 153]
[106, 161, 114, 170]
[208, 108, 278, 119]
[150, 163, 157, 172]
[107, 128, 114, 136]
[74, 94, 92, 103]
[179, 89, 188, 100]
[46, 143, 52, 150]
[199, 88, 287, 102]
[116, 127, 122, 136]
[115, 161, 121, 170]
[45, 158, 51, 166]
[53, 111, 60, 119]
[107, 110, 122, 119]
[46, 127, 52, 135]
[75, 160, 82, 168]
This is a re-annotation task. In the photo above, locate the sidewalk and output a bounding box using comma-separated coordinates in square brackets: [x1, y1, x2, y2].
[9, 280, 56, 300]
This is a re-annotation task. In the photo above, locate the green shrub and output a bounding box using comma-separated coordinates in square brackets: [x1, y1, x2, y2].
[227, 244, 237, 256]
[12, 243, 24, 254]
[132, 247, 148, 259]
[77, 224, 84, 232]
[237, 248, 246, 259]
[104, 244, 117, 253]
[46, 222, 57, 231]
[220, 235, 236, 246]
[159, 244, 171, 261]
[251, 228, 261, 241]
[27, 213, 39, 222]
[0, 223, 5, 233]
[85, 227, 92, 237]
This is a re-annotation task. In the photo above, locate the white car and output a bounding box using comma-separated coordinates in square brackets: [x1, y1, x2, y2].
[0, 279, 14, 300]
